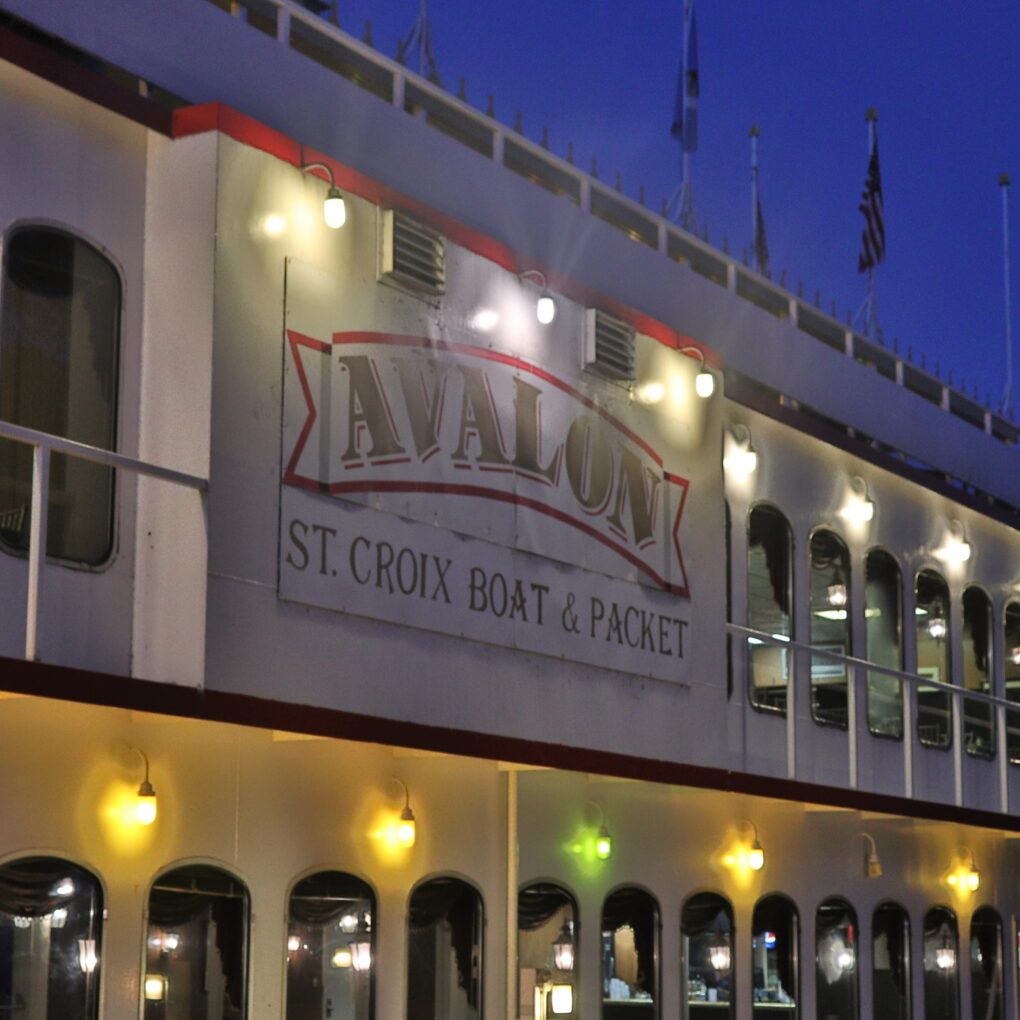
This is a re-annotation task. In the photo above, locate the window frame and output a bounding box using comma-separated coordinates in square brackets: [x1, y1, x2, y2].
[961, 584, 996, 760]
[681, 889, 734, 1019]
[807, 525, 852, 731]
[750, 892, 799, 1018]
[864, 547, 905, 741]
[0, 220, 125, 571]
[871, 900, 911, 1020]
[600, 883, 662, 1020]
[814, 895, 859, 1020]
[914, 568, 954, 752]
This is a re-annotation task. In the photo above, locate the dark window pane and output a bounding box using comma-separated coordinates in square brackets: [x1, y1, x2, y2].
[601, 887, 659, 1020]
[1004, 603, 1020, 763]
[751, 895, 798, 1018]
[748, 506, 793, 714]
[922, 907, 959, 1020]
[916, 571, 952, 749]
[962, 588, 995, 758]
[866, 551, 904, 738]
[144, 865, 249, 1019]
[872, 903, 910, 1020]
[519, 883, 576, 1019]
[970, 907, 1003, 1020]
[408, 877, 483, 1020]
[0, 856, 103, 1020]
[809, 530, 851, 729]
[287, 871, 375, 1020]
[815, 898, 857, 1019]
[682, 892, 733, 1019]
[0, 227, 120, 564]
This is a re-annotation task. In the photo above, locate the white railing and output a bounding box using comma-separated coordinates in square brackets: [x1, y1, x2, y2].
[728, 622, 1014, 812]
[0, 420, 208, 663]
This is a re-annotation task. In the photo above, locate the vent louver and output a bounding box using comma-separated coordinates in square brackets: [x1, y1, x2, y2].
[584, 309, 636, 381]
[380, 209, 446, 294]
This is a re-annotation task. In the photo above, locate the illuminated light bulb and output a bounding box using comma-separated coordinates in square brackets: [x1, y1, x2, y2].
[723, 447, 758, 477]
[836, 947, 854, 971]
[351, 942, 372, 972]
[638, 381, 665, 404]
[695, 368, 715, 399]
[54, 879, 75, 897]
[536, 293, 556, 325]
[144, 975, 167, 1001]
[471, 309, 499, 332]
[1011, 646, 1020, 666]
[339, 913, 358, 934]
[550, 984, 573, 1015]
[553, 925, 574, 971]
[332, 947, 353, 969]
[595, 825, 613, 860]
[398, 805, 416, 848]
[827, 581, 848, 608]
[50, 908, 67, 929]
[287, 935, 301, 953]
[747, 840, 765, 871]
[77, 939, 98, 974]
[935, 947, 956, 970]
[709, 944, 730, 970]
[323, 187, 347, 229]
[927, 616, 947, 640]
[163, 932, 181, 952]
[136, 781, 157, 826]
[967, 865, 980, 892]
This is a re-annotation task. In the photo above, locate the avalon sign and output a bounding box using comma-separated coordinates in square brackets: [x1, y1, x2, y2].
[279, 322, 697, 682]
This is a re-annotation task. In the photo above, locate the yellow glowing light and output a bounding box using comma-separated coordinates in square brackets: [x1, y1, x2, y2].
[135, 791, 157, 826]
[967, 866, 980, 892]
[261, 213, 288, 237]
[144, 975, 166, 1001]
[637, 381, 665, 404]
[595, 826, 612, 860]
[747, 841, 765, 871]
[550, 984, 573, 1014]
[287, 935, 301, 953]
[332, 947, 353, 969]
[398, 805, 417, 848]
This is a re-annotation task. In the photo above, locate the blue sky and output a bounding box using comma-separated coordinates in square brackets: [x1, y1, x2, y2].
[337, 2, 1019, 415]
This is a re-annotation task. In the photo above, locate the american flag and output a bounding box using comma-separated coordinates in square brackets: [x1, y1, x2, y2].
[670, 0, 699, 154]
[754, 192, 769, 277]
[857, 132, 885, 272]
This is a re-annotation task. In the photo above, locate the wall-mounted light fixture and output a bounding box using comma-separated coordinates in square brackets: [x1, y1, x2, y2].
[552, 922, 574, 971]
[520, 270, 556, 324]
[936, 520, 972, 565]
[678, 345, 715, 398]
[587, 801, 612, 860]
[132, 748, 157, 826]
[840, 476, 875, 524]
[391, 777, 417, 848]
[946, 847, 980, 892]
[723, 424, 758, 477]
[740, 819, 766, 871]
[862, 833, 882, 878]
[301, 162, 347, 229]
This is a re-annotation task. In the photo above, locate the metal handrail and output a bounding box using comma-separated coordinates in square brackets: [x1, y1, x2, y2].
[0, 419, 208, 663]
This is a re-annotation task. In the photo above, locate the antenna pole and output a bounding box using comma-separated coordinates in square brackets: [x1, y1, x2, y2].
[750, 125, 759, 270]
[1001, 173, 1013, 417]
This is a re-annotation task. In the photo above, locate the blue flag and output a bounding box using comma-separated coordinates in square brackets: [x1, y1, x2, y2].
[670, 1, 699, 153]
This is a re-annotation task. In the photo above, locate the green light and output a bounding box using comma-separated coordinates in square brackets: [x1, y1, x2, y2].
[595, 826, 612, 860]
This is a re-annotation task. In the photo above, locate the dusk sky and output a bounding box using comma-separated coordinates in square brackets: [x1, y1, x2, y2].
[335, 1, 1019, 417]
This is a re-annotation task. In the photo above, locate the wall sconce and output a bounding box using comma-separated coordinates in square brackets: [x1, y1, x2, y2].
[678, 345, 715, 398]
[936, 520, 972, 565]
[587, 801, 613, 859]
[301, 161, 347, 229]
[77, 938, 98, 974]
[552, 922, 574, 971]
[723, 424, 758, 477]
[143, 975, 167, 1001]
[946, 847, 980, 892]
[132, 748, 157, 826]
[741, 819, 766, 871]
[520, 269, 556, 324]
[391, 777, 417, 847]
[862, 833, 882, 878]
[840, 476, 875, 524]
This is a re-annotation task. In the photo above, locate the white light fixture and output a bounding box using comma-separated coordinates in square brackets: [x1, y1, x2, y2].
[520, 269, 556, 324]
[77, 939, 98, 974]
[164, 932, 181, 952]
[351, 941, 372, 972]
[927, 616, 947, 641]
[679, 344, 715, 398]
[936, 520, 972, 565]
[50, 908, 67, 928]
[287, 934, 301, 953]
[144, 975, 167, 1001]
[723, 423, 758, 477]
[54, 878, 75, 897]
[1011, 646, 1020, 666]
[862, 833, 882, 878]
[301, 161, 347, 229]
[840, 476, 875, 524]
[339, 913, 359, 934]
[552, 923, 574, 971]
[549, 984, 573, 1015]
[935, 946, 957, 970]
[827, 569, 848, 608]
[471, 308, 500, 332]
[709, 942, 731, 970]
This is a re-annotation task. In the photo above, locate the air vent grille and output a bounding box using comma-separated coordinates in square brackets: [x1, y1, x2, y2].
[380, 209, 446, 294]
[585, 309, 636, 381]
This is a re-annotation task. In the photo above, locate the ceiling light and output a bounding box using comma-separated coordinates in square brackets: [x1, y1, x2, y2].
[935, 946, 957, 971]
[302, 161, 347, 229]
[550, 985, 573, 1015]
[332, 947, 353, 969]
[709, 942, 731, 970]
[827, 570, 848, 608]
[287, 934, 301, 952]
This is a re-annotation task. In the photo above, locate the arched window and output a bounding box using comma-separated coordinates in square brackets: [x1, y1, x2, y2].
[809, 530, 852, 728]
[681, 892, 733, 1018]
[815, 897, 857, 1019]
[751, 894, 798, 1018]
[872, 901, 910, 1020]
[922, 906, 959, 1020]
[144, 864, 250, 1018]
[865, 550, 904, 738]
[0, 226, 120, 564]
[915, 570, 952, 749]
[962, 587, 995, 758]
[286, 871, 375, 1020]
[1004, 602, 1020, 763]
[518, 882, 577, 1019]
[408, 877, 483, 1020]
[601, 886, 659, 1020]
[970, 906, 1004, 1020]
[748, 505, 793, 714]
[0, 856, 103, 1019]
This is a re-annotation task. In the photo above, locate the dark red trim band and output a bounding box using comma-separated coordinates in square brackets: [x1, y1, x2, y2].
[1, 654, 1017, 835]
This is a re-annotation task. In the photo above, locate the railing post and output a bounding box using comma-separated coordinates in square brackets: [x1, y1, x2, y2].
[847, 663, 858, 789]
[952, 690, 963, 806]
[999, 702, 1009, 814]
[902, 680, 914, 798]
[25, 444, 49, 663]
[786, 646, 797, 780]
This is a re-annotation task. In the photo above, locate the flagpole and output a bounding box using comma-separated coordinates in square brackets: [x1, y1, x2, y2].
[1001, 172, 1013, 416]
[865, 108, 879, 339]
[750, 125, 759, 270]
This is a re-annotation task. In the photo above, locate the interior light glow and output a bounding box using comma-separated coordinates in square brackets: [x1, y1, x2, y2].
[827, 581, 848, 608]
[332, 947, 353, 969]
[927, 616, 947, 640]
[552, 924, 574, 971]
[935, 947, 956, 970]
[1011, 647, 1020, 666]
[351, 942, 372, 972]
[550, 984, 573, 1015]
[339, 913, 359, 934]
[595, 825, 612, 860]
[287, 935, 301, 952]
[471, 309, 500, 332]
[695, 369, 715, 398]
[50, 908, 67, 928]
[814, 609, 848, 621]
[637, 381, 665, 404]
[77, 939, 98, 974]
[54, 879, 75, 897]
[144, 975, 167, 1001]
[709, 943, 730, 970]
[536, 293, 556, 325]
